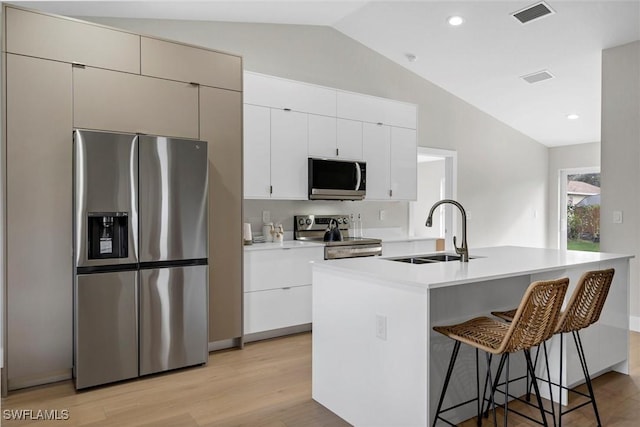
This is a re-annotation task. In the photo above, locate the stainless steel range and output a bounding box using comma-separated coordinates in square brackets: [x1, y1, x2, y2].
[294, 215, 382, 259]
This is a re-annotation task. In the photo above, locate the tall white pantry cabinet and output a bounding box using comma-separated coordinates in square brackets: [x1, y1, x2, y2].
[243, 71, 418, 201]
[2, 4, 244, 393]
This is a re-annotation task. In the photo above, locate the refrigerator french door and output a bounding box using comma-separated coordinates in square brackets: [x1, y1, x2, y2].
[73, 130, 208, 389]
[138, 135, 208, 376]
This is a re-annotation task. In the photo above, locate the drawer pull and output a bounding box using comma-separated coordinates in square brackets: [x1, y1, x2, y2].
[282, 287, 291, 290]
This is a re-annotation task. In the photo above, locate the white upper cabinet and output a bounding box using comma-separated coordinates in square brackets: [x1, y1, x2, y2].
[308, 115, 338, 158]
[6, 6, 140, 74]
[244, 72, 336, 116]
[309, 117, 364, 160]
[363, 123, 391, 200]
[243, 106, 309, 200]
[337, 91, 417, 129]
[242, 71, 417, 200]
[270, 109, 309, 200]
[362, 124, 417, 201]
[390, 127, 417, 200]
[336, 119, 364, 160]
[244, 105, 272, 199]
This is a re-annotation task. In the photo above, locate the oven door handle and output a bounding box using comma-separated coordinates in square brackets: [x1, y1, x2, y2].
[355, 162, 362, 191]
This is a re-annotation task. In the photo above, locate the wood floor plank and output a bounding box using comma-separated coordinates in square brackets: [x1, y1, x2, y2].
[1, 332, 638, 426]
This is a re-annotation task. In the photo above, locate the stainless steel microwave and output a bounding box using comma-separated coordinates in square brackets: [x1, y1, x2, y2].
[308, 158, 366, 200]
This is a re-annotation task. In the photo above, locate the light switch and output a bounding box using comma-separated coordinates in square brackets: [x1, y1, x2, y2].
[613, 211, 623, 224]
[262, 210, 271, 223]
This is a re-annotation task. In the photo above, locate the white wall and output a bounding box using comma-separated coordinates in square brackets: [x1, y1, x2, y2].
[547, 142, 601, 248]
[601, 41, 640, 325]
[86, 17, 549, 248]
[413, 160, 445, 238]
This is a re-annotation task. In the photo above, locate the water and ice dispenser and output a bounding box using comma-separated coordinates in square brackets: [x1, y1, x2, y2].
[87, 212, 129, 259]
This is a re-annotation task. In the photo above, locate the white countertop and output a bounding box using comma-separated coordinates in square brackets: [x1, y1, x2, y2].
[312, 246, 633, 289]
[243, 240, 324, 251]
[244, 236, 436, 251]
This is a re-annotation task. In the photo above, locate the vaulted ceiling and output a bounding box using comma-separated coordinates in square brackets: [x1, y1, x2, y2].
[18, 1, 640, 147]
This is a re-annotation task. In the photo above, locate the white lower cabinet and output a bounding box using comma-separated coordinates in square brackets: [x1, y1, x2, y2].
[244, 246, 323, 335]
[244, 285, 312, 335]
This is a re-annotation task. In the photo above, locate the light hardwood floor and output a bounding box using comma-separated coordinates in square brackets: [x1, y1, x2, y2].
[1, 332, 638, 426]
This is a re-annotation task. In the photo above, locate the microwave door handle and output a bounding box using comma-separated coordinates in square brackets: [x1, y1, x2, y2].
[355, 162, 362, 190]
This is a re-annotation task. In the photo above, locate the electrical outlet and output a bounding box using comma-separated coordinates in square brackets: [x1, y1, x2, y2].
[379, 209, 386, 221]
[376, 314, 387, 340]
[262, 210, 271, 223]
[613, 211, 623, 224]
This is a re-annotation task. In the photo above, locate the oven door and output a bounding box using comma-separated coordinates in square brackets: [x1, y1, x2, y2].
[308, 158, 366, 200]
[325, 243, 382, 260]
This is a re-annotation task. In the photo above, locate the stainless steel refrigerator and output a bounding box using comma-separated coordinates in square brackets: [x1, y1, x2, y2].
[73, 129, 208, 389]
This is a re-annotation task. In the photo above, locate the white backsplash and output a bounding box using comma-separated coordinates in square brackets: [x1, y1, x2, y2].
[243, 199, 410, 239]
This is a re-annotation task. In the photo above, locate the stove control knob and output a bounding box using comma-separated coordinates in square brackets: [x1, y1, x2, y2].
[298, 218, 306, 226]
[336, 218, 343, 224]
[342, 217, 349, 224]
[305, 219, 312, 225]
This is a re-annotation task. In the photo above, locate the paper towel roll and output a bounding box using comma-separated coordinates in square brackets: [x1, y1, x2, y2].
[243, 223, 253, 244]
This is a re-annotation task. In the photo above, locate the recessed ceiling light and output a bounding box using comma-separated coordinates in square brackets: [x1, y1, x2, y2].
[567, 114, 580, 120]
[447, 16, 465, 26]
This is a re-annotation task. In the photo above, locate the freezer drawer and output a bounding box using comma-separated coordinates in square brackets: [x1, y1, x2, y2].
[139, 265, 208, 375]
[75, 270, 138, 389]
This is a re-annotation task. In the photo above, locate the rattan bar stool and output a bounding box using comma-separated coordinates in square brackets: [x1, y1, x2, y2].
[491, 268, 615, 427]
[432, 277, 569, 427]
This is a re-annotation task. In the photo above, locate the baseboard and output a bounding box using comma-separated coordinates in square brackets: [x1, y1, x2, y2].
[208, 337, 242, 352]
[630, 315, 640, 332]
[8, 369, 71, 391]
[244, 324, 312, 344]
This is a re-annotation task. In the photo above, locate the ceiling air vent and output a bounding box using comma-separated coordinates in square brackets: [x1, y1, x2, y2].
[512, 2, 555, 24]
[520, 70, 555, 84]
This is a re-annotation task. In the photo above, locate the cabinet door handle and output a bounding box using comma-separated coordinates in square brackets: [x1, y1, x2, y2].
[282, 287, 291, 290]
[189, 82, 200, 86]
[390, 189, 393, 197]
[284, 108, 291, 112]
[336, 148, 339, 156]
[71, 62, 86, 69]
[377, 122, 383, 126]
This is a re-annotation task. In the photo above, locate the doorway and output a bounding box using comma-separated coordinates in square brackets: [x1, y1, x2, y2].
[409, 147, 457, 250]
[559, 167, 600, 252]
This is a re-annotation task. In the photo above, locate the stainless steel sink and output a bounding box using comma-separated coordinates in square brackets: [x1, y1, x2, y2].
[387, 253, 476, 264]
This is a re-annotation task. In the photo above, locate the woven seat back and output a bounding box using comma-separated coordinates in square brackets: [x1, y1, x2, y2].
[556, 269, 615, 334]
[502, 278, 569, 353]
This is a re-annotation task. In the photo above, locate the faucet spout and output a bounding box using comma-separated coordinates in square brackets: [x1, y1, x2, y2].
[425, 199, 469, 262]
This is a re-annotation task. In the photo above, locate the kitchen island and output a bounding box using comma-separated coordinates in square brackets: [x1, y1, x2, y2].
[311, 246, 632, 427]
